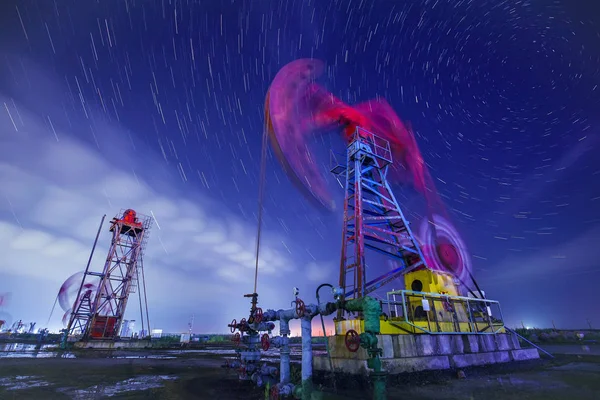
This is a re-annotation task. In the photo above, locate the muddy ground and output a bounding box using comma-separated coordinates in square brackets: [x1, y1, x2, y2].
[0, 346, 599, 399]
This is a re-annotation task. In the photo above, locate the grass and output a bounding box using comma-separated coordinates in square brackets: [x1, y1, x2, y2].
[513, 328, 600, 344]
[1, 351, 600, 399]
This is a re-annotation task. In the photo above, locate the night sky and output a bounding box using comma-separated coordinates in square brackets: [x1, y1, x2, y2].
[0, 0, 599, 335]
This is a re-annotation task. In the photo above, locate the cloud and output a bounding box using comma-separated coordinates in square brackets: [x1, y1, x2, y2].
[481, 225, 600, 286]
[305, 261, 335, 283]
[0, 62, 304, 334]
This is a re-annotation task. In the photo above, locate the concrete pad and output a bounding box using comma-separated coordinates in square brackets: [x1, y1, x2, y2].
[496, 334, 511, 351]
[377, 335, 394, 359]
[478, 335, 496, 352]
[415, 335, 436, 356]
[463, 335, 479, 353]
[451, 352, 497, 368]
[393, 335, 418, 358]
[510, 348, 540, 361]
[450, 335, 464, 354]
[493, 351, 511, 363]
[509, 332, 521, 349]
[382, 356, 450, 374]
[313, 356, 369, 375]
[436, 335, 453, 355]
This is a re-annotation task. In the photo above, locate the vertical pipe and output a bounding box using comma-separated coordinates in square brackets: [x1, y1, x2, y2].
[301, 317, 314, 400]
[279, 318, 291, 384]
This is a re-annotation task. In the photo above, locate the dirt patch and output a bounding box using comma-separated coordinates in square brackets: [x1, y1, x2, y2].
[1, 352, 599, 399]
[0, 357, 264, 400]
[313, 355, 600, 400]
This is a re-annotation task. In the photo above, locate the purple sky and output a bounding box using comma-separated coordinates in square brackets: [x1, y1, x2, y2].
[0, 1, 599, 334]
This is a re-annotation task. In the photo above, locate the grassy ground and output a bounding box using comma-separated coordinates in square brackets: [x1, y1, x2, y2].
[0, 355, 265, 400]
[391, 354, 600, 400]
[0, 349, 599, 399]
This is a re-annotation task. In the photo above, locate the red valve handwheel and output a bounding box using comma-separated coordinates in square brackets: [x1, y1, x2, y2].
[255, 307, 264, 323]
[261, 333, 270, 351]
[240, 318, 247, 330]
[295, 298, 306, 318]
[230, 319, 237, 333]
[345, 329, 360, 352]
[233, 332, 241, 346]
[270, 384, 280, 400]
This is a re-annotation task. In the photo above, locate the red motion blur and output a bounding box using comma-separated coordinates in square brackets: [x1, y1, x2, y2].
[264, 59, 472, 284]
[264, 59, 440, 212]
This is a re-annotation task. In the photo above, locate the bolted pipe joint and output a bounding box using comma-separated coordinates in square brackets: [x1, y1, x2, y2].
[245, 332, 261, 347]
[318, 301, 340, 316]
[278, 313, 295, 336]
[260, 364, 279, 378]
[270, 336, 285, 348]
[302, 303, 319, 318]
[252, 369, 278, 388]
[244, 363, 259, 374]
[263, 309, 278, 321]
[277, 308, 298, 323]
[252, 321, 275, 332]
[360, 332, 382, 359]
[343, 296, 381, 333]
[271, 383, 295, 398]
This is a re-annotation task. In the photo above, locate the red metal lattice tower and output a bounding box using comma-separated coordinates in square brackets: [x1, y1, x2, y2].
[331, 128, 429, 309]
[66, 209, 152, 340]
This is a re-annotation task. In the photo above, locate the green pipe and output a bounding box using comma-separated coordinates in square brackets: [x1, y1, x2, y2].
[293, 295, 387, 400]
[344, 297, 381, 334]
[343, 297, 386, 400]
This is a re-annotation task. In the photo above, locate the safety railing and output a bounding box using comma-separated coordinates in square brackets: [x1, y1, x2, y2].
[350, 127, 393, 166]
[385, 290, 505, 335]
[329, 149, 347, 176]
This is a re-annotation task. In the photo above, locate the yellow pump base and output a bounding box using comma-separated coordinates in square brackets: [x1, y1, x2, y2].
[335, 268, 505, 336]
[317, 268, 533, 377]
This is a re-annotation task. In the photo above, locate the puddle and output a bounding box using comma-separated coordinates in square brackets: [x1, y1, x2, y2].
[0, 343, 58, 352]
[0, 351, 76, 359]
[167, 349, 236, 355]
[223, 355, 301, 364]
[112, 355, 177, 360]
[61, 375, 178, 398]
[0, 343, 73, 359]
[0, 342, 326, 360]
[0, 375, 51, 390]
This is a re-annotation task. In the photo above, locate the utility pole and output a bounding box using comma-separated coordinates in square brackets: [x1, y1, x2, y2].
[587, 318, 592, 330]
[189, 314, 195, 335]
[552, 320, 556, 330]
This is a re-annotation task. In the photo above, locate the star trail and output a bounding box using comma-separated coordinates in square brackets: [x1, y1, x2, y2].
[0, 0, 599, 331]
